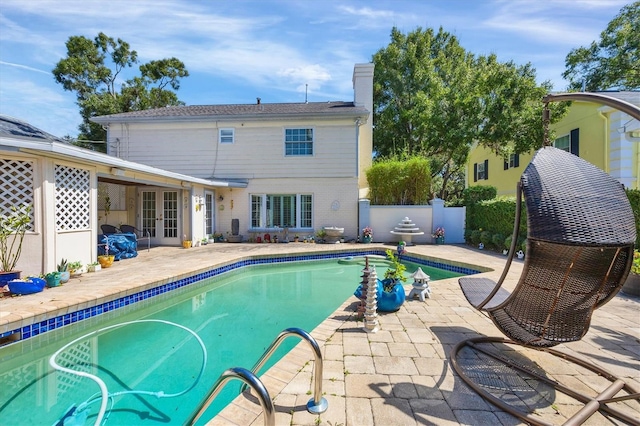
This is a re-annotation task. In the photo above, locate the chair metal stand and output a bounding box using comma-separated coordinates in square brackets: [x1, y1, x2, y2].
[452, 146, 639, 425]
[451, 336, 640, 426]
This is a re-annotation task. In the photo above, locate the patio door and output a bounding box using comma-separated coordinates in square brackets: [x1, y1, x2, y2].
[204, 191, 216, 238]
[140, 189, 181, 246]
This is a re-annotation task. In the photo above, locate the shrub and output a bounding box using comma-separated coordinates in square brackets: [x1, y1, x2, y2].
[480, 231, 492, 246]
[470, 230, 482, 245]
[626, 189, 640, 248]
[366, 156, 431, 205]
[491, 233, 505, 250]
[504, 235, 513, 250]
[462, 185, 497, 206]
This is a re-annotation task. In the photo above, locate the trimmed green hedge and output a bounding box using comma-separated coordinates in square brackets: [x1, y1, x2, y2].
[626, 189, 640, 247]
[366, 157, 431, 205]
[466, 189, 640, 252]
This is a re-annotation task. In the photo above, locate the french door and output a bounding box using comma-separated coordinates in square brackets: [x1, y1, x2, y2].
[140, 189, 181, 246]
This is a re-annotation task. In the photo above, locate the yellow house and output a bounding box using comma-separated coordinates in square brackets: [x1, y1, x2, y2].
[467, 92, 640, 196]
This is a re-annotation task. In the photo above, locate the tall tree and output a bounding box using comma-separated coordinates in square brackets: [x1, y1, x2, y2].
[563, 1, 640, 91]
[53, 33, 189, 150]
[373, 27, 560, 200]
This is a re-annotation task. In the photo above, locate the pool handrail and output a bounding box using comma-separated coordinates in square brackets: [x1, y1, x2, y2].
[243, 327, 328, 415]
[186, 367, 275, 426]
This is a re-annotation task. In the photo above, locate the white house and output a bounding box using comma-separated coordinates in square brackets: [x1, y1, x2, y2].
[91, 63, 375, 243]
[0, 116, 244, 277]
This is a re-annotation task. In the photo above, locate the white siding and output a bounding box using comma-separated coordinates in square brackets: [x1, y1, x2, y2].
[109, 118, 358, 180]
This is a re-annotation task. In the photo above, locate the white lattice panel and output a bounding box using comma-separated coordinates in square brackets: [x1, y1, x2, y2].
[98, 182, 125, 210]
[1, 158, 34, 230]
[55, 165, 90, 231]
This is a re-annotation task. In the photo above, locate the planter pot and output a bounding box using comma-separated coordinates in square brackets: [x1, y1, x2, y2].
[435, 236, 445, 245]
[97, 255, 115, 268]
[354, 279, 406, 312]
[182, 240, 192, 249]
[87, 264, 101, 272]
[45, 273, 61, 288]
[0, 270, 21, 287]
[622, 273, 640, 297]
[59, 271, 70, 283]
[362, 235, 372, 244]
[8, 277, 46, 295]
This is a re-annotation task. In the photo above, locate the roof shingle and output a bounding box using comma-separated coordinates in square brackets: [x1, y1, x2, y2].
[92, 101, 369, 123]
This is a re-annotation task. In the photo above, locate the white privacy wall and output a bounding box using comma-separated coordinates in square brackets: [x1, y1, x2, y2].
[363, 200, 466, 244]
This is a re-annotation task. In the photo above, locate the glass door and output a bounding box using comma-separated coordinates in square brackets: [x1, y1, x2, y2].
[140, 189, 181, 246]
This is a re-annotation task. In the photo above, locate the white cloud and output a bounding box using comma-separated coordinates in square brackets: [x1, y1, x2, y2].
[482, 1, 619, 46]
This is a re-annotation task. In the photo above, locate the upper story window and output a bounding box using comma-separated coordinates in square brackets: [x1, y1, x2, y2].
[473, 159, 488, 182]
[504, 153, 520, 170]
[554, 128, 579, 155]
[219, 128, 234, 144]
[285, 128, 313, 156]
[555, 134, 570, 152]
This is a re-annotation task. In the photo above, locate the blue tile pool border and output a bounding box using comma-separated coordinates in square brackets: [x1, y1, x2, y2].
[2, 250, 481, 343]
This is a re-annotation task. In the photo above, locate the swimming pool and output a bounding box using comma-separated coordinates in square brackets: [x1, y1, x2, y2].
[0, 252, 473, 424]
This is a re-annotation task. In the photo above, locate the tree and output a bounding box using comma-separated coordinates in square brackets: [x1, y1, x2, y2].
[563, 2, 640, 91]
[53, 33, 189, 150]
[372, 27, 563, 200]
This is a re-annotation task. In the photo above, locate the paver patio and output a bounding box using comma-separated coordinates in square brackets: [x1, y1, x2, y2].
[1, 242, 638, 425]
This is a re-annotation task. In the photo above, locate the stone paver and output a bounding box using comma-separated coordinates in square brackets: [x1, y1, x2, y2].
[1, 242, 638, 425]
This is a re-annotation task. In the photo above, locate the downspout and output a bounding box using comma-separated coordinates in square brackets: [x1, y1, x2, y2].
[597, 110, 609, 174]
[355, 118, 362, 178]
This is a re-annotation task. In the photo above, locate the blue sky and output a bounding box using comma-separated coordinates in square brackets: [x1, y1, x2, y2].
[0, 0, 630, 138]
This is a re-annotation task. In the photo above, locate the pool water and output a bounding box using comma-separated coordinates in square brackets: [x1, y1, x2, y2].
[0, 257, 463, 425]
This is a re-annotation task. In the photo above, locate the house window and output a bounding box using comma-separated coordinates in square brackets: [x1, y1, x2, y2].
[473, 159, 489, 182]
[285, 128, 313, 156]
[219, 128, 234, 144]
[250, 194, 313, 229]
[504, 153, 520, 170]
[554, 128, 579, 155]
[555, 135, 570, 152]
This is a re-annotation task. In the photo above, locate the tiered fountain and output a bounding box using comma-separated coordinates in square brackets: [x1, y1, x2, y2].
[389, 217, 424, 245]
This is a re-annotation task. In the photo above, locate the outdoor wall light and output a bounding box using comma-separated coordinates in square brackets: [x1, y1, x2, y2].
[218, 195, 224, 201]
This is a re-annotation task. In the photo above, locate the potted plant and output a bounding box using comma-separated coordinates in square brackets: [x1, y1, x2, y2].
[432, 227, 445, 244]
[294, 234, 299, 243]
[182, 234, 192, 249]
[362, 226, 373, 244]
[622, 249, 640, 296]
[57, 258, 70, 283]
[87, 262, 101, 273]
[7, 276, 46, 295]
[97, 236, 115, 268]
[45, 271, 61, 287]
[315, 229, 327, 243]
[353, 249, 406, 312]
[0, 204, 31, 286]
[68, 261, 83, 277]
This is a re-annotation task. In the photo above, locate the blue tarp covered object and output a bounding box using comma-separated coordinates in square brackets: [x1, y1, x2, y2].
[98, 233, 138, 260]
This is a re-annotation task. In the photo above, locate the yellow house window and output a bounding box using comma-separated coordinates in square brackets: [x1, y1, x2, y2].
[555, 134, 570, 152]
